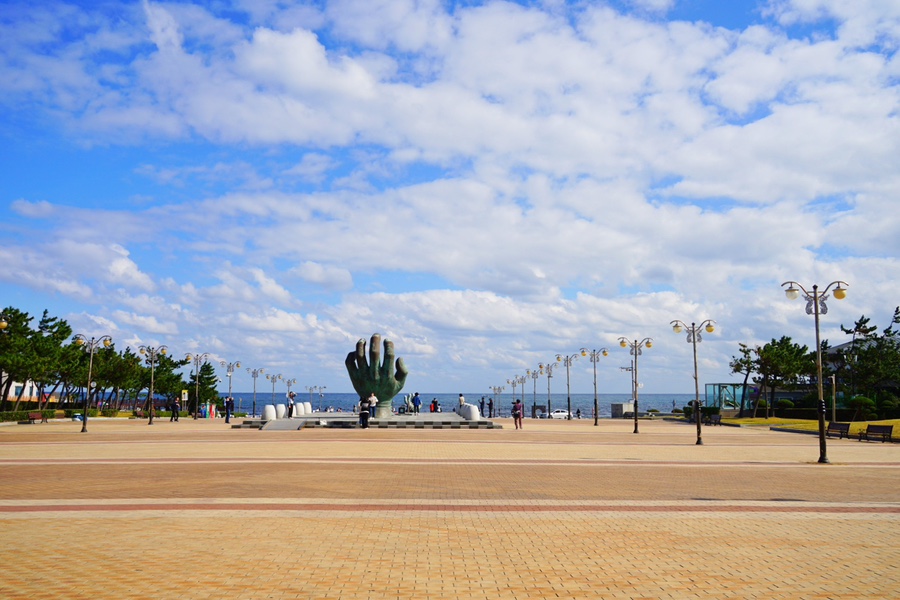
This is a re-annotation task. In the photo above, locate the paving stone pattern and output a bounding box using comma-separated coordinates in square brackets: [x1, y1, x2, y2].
[1, 418, 898, 599]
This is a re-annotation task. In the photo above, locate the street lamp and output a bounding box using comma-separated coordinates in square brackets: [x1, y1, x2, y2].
[526, 368, 540, 418]
[538, 361, 557, 415]
[306, 385, 325, 411]
[0, 313, 10, 331]
[221, 360, 241, 415]
[489, 386, 504, 418]
[618, 337, 652, 433]
[556, 353, 579, 420]
[247, 367, 264, 418]
[782, 280, 849, 464]
[139, 345, 168, 425]
[671, 320, 716, 445]
[185, 352, 211, 419]
[266, 373, 283, 405]
[506, 376, 520, 411]
[73, 334, 112, 433]
[580, 347, 609, 426]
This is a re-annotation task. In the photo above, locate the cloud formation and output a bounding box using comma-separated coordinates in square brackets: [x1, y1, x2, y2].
[1, 0, 898, 393]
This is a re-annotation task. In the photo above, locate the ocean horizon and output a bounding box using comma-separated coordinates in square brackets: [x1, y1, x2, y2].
[223, 391, 700, 418]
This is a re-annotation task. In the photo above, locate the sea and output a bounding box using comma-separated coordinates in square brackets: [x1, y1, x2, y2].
[223, 391, 698, 418]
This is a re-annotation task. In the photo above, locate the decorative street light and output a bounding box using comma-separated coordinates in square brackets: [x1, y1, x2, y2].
[538, 361, 557, 415]
[0, 313, 10, 331]
[670, 320, 716, 445]
[506, 376, 520, 411]
[556, 353, 579, 420]
[618, 337, 652, 434]
[782, 280, 849, 464]
[489, 386, 504, 417]
[139, 345, 168, 425]
[185, 352, 211, 419]
[284, 377, 297, 403]
[526, 368, 540, 419]
[247, 367, 265, 418]
[73, 334, 112, 433]
[266, 373, 283, 405]
[305, 385, 326, 411]
[580, 347, 609, 426]
[221, 360, 241, 415]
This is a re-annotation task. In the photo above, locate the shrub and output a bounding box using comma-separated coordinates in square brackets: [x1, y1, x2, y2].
[648, 408, 659, 413]
[849, 396, 878, 420]
[777, 399, 794, 409]
[672, 408, 683, 414]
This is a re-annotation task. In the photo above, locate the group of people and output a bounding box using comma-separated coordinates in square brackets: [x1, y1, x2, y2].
[478, 396, 495, 418]
[358, 392, 377, 428]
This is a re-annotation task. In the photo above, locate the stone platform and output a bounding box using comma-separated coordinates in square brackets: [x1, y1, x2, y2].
[235, 412, 502, 430]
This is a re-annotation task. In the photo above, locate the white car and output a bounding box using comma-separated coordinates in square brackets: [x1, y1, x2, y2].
[548, 409, 570, 419]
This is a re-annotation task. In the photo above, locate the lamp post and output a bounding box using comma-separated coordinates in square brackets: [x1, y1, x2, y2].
[284, 378, 297, 406]
[220, 360, 241, 416]
[0, 313, 9, 331]
[580, 347, 609, 426]
[489, 386, 504, 418]
[506, 377, 520, 413]
[618, 337, 652, 433]
[247, 367, 264, 418]
[526, 368, 540, 418]
[139, 345, 168, 425]
[73, 334, 112, 433]
[670, 320, 716, 445]
[538, 361, 557, 415]
[185, 352, 211, 419]
[782, 280, 849, 464]
[306, 385, 325, 411]
[267, 373, 283, 405]
[556, 353, 578, 420]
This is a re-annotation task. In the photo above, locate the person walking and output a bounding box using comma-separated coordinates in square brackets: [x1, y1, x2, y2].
[488, 397, 494, 418]
[412, 392, 421, 415]
[480, 397, 485, 415]
[225, 397, 234, 424]
[360, 393, 376, 429]
[513, 398, 524, 429]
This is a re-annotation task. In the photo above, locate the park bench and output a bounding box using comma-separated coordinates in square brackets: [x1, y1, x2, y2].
[707, 414, 722, 426]
[27, 412, 47, 424]
[826, 422, 851, 439]
[858, 424, 894, 443]
[134, 409, 144, 419]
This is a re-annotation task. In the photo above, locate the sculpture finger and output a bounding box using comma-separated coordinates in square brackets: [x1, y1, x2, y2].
[395, 357, 408, 386]
[369, 333, 382, 380]
[381, 339, 396, 379]
[354, 338, 368, 373]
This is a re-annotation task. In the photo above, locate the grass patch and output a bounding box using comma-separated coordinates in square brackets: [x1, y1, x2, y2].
[721, 417, 814, 427]
[772, 418, 900, 436]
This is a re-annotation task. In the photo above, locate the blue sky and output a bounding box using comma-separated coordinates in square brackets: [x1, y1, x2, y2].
[2, 0, 899, 395]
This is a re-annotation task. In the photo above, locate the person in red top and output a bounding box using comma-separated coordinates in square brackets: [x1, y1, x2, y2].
[513, 399, 524, 429]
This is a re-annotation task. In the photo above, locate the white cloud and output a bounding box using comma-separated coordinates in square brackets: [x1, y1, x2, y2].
[1, 0, 898, 393]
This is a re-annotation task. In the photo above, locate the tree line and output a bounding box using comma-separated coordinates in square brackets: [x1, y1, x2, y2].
[729, 307, 900, 419]
[0, 306, 219, 415]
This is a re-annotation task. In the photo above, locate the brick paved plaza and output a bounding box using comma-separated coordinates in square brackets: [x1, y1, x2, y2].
[1, 417, 898, 599]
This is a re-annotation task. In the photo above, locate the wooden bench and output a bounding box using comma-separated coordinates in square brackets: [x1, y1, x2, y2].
[826, 422, 851, 439]
[703, 414, 722, 425]
[27, 412, 48, 424]
[858, 424, 894, 443]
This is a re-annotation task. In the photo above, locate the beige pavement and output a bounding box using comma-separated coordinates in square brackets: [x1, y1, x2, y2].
[1, 417, 898, 599]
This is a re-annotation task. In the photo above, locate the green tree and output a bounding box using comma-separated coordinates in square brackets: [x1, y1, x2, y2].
[729, 343, 755, 418]
[838, 308, 900, 416]
[753, 336, 811, 418]
[188, 362, 219, 416]
[0, 308, 36, 410]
